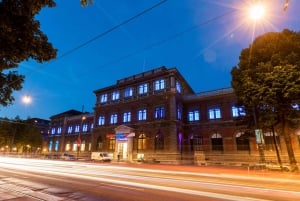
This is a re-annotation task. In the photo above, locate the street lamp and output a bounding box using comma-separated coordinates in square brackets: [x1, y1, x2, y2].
[22, 94, 32, 105]
[248, 3, 266, 21]
[77, 115, 86, 160]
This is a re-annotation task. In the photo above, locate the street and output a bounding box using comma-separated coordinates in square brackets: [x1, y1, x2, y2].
[0, 157, 299, 200]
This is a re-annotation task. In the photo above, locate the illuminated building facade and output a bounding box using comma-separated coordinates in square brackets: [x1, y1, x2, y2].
[48, 67, 300, 165]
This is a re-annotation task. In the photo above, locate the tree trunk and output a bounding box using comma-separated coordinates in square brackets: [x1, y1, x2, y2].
[282, 118, 298, 171]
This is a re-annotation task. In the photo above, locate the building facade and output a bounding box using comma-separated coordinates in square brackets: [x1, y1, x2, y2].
[47, 66, 300, 165]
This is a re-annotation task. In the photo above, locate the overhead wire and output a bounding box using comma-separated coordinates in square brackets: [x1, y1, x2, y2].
[97, 9, 236, 69]
[3, 0, 168, 89]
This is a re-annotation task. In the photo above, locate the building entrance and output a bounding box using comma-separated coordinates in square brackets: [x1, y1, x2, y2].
[117, 141, 128, 160]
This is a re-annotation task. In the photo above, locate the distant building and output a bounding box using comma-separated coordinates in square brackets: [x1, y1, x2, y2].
[47, 67, 300, 165]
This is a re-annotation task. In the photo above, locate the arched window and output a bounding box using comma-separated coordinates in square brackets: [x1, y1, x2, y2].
[138, 133, 146, 150]
[108, 137, 115, 150]
[264, 131, 280, 151]
[235, 132, 250, 151]
[54, 140, 59, 151]
[80, 140, 86, 151]
[48, 140, 53, 152]
[191, 135, 203, 151]
[72, 140, 77, 151]
[211, 133, 223, 151]
[65, 141, 70, 151]
[155, 131, 164, 150]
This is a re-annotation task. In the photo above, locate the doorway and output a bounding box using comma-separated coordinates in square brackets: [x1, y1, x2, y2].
[117, 141, 128, 160]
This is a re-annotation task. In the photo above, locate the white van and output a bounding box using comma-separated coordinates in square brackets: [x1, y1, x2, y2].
[91, 152, 112, 162]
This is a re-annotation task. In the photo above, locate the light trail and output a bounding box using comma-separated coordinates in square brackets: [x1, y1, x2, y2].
[0, 157, 299, 201]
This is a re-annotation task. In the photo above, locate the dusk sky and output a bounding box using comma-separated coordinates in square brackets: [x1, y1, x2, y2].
[1, 0, 299, 120]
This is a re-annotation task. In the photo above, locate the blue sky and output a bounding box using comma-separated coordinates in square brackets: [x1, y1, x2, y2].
[1, 0, 299, 120]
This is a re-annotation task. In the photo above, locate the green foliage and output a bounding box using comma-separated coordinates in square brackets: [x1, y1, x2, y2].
[0, 0, 57, 106]
[231, 29, 300, 171]
[0, 118, 42, 151]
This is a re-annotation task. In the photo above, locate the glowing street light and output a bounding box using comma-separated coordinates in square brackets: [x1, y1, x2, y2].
[248, 3, 266, 21]
[22, 95, 32, 105]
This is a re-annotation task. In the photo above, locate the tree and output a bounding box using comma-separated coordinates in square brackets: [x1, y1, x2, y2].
[0, 0, 57, 107]
[80, 0, 94, 7]
[231, 29, 300, 171]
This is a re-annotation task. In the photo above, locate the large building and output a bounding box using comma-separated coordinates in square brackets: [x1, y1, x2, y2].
[47, 66, 300, 165]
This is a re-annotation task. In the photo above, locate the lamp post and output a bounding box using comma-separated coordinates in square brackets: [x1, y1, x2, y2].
[77, 115, 86, 160]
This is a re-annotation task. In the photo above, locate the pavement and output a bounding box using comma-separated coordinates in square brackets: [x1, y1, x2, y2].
[112, 161, 300, 180]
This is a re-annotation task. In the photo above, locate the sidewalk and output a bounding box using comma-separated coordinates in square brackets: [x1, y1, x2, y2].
[112, 161, 300, 180]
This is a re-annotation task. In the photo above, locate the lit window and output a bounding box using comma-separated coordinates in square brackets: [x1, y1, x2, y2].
[98, 116, 105, 126]
[208, 107, 221, 119]
[232, 106, 246, 117]
[138, 109, 147, 120]
[176, 81, 181, 93]
[177, 106, 182, 120]
[75, 125, 80, 133]
[123, 112, 131, 123]
[57, 127, 62, 134]
[65, 141, 70, 151]
[54, 140, 59, 151]
[138, 133, 146, 150]
[124, 87, 133, 97]
[292, 103, 300, 111]
[82, 123, 88, 132]
[67, 126, 73, 134]
[154, 106, 165, 119]
[100, 94, 107, 103]
[138, 83, 148, 94]
[48, 140, 53, 151]
[112, 91, 120, 101]
[110, 113, 118, 124]
[154, 79, 165, 90]
[188, 110, 200, 121]
[51, 128, 55, 135]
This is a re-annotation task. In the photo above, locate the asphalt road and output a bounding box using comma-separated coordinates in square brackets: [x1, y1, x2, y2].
[0, 157, 299, 201]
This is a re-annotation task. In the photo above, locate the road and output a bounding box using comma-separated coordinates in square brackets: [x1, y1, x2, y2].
[0, 157, 299, 201]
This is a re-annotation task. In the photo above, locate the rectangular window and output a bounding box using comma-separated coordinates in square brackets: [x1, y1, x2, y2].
[154, 106, 165, 119]
[138, 83, 148, 94]
[67, 126, 72, 134]
[188, 110, 200, 121]
[110, 113, 118, 124]
[75, 125, 80, 132]
[232, 106, 246, 117]
[138, 109, 147, 121]
[176, 81, 181, 93]
[98, 116, 105, 126]
[109, 138, 115, 150]
[82, 123, 88, 132]
[124, 87, 133, 98]
[57, 127, 62, 134]
[100, 94, 107, 103]
[208, 107, 221, 119]
[154, 79, 165, 91]
[123, 112, 131, 123]
[112, 91, 120, 101]
[177, 108, 182, 120]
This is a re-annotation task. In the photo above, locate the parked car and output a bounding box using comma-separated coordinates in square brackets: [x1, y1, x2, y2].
[61, 153, 76, 160]
[91, 152, 112, 162]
